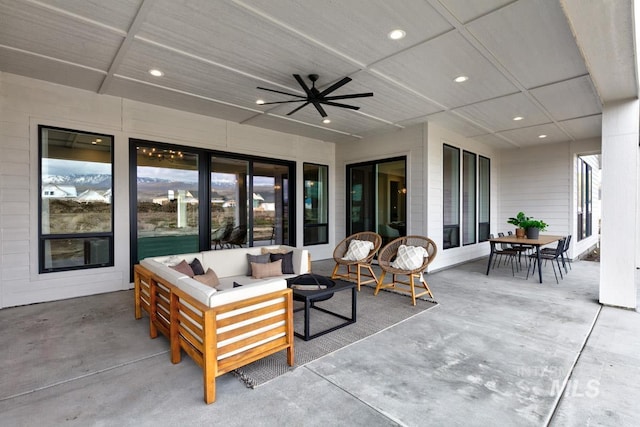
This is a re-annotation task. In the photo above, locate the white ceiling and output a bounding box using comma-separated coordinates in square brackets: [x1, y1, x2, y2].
[0, 0, 636, 147]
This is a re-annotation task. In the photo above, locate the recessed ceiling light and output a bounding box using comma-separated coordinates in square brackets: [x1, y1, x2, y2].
[91, 140, 97, 145]
[388, 29, 406, 40]
[149, 69, 164, 77]
[538, 134, 547, 139]
[322, 118, 331, 124]
[256, 99, 265, 105]
[513, 116, 524, 121]
[454, 76, 469, 83]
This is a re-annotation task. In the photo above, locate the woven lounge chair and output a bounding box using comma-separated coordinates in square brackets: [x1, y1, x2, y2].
[375, 236, 437, 305]
[331, 231, 382, 291]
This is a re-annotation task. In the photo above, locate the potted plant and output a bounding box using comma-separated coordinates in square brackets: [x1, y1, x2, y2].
[507, 211, 528, 238]
[520, 218, 548, 239]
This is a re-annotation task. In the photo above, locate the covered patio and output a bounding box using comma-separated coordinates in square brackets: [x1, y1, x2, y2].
[2, 257, 638, 426]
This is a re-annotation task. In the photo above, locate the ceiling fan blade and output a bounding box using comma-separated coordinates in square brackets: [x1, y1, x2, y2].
[287, 102, 310, 115]
[261, 100, 307, 105]
[319, 101, 361, 110]
[313, 102, 328, 117]
[256, 87, 305, 98]
[293, 74, 313, 97]
[319, 77, 352, 97]
[323, 92, 374, 101]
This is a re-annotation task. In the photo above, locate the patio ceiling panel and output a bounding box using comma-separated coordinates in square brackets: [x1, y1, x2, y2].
[0, 46, 106, 93]
[411, 111, 491, 138]
[108, 77, 260, 124]
[559, 115, 602, 141]
[497, 123, 570, 147]
[115, 40, 273, 114]
[452, 92, 552, 133]
[323, 71, 443, 125]
[371, 30, 518, 110]
[530, 76, 603, 121]
[232, 0, 454, 66]
[136, 0, 361, 89]
[437, 0, 514, 24]
[0, 1, 123, 72]
[466, 0, 588, 89]
[240, 113, 361, 143]
[258, 101, 398, 137]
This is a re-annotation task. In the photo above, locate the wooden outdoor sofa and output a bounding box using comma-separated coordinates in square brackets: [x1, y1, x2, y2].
[133, 245, 307, 403]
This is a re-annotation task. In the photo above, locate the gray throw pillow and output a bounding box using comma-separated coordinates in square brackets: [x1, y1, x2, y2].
[270, 251, 294, 274]
[247, 253, 270, 276]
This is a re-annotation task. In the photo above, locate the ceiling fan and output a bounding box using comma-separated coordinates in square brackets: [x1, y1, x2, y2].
[256, 74, 373, 118]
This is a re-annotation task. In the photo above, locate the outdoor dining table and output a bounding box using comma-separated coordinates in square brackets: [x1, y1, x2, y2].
[486, 234, 565, 283]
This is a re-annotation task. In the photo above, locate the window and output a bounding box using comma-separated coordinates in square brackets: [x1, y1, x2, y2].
[443, 145, 460, 249]
[462, 151, 476, 245]
[39, 126, 114, 272]
[478, 156, 490, 242]
[577, 157, 593, 241]
[303, 163, 329, 245]
[443, 145, 491, 249]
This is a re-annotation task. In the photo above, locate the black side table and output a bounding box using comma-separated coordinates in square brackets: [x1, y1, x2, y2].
[287, 275, 357, 341]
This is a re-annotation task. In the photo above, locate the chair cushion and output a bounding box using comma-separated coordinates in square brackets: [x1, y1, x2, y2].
[391, 245, 427, 270]
[342, 239, 374, 261]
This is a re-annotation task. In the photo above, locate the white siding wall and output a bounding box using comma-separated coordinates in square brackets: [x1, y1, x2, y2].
[336, 123, 500, 272]
[499, 138, 601, 260]
[0, 72, 335, 308]
[335, 124, 424, 243]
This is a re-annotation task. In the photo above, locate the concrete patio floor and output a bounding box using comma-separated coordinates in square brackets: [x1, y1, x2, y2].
[1, 257, 638, 426]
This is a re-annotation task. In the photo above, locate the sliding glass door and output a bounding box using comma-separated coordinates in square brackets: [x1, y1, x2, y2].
[131, 140, 295, 268]
[347, 157, 406, 245]
[134, 144, 200, 260]
[252, 162, 290, 246]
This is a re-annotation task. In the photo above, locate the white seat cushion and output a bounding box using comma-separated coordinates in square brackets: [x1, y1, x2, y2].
[342, 239, 374, 261]
[391, 245, 427, 270]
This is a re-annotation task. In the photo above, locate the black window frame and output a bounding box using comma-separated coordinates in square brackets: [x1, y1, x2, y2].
[303, 162, 329, 246]
[129, 139, 296, 274]
[38, 125, 115, 273]
[478, 156, 491, 242]
[443, 144, 460, 249]
[462, 150, 477, 246]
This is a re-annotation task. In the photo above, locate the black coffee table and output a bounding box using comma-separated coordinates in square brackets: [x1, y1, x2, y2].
[287, 275, 357, 341]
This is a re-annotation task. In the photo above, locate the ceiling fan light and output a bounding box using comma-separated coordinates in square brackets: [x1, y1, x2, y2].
[388, 29, 406, 40]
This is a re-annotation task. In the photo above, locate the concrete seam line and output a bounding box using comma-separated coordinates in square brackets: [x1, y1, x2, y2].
[544, 304, 603, 426]
[0, 350, 169, 402]
[304, 367, 407, 426]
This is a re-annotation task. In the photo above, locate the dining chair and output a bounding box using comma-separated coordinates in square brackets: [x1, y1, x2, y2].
[527, 238, 566, 284]
[542, 234, 572, 273]
[489, 234, 520, 275]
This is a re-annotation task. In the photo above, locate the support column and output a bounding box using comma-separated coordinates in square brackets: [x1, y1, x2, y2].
[599, 99, 639, 309]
